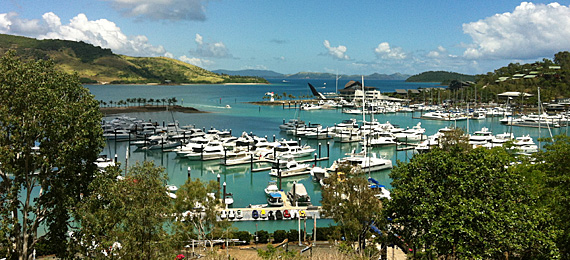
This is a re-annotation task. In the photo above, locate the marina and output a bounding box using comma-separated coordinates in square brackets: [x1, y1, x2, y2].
[89, 78, 569, 233]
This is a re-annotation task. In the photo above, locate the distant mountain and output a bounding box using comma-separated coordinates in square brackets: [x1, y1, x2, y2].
[212, 69, 284, 78]
[0, 34, 266, 84]
[406, 71, 475, 84]
[211, 69, 410, 80]
[282, 72, 409, 80]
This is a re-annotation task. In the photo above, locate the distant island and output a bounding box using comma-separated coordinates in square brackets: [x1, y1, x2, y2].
[406, 71, 476, 85]
[100, 105, 204, 116]
[213, 69, 410, 80]
[0, 34, 266, 85]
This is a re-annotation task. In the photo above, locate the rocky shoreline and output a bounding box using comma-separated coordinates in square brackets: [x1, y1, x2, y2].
[100, 105, 206, 116]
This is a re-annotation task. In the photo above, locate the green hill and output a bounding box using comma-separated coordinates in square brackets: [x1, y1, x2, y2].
[406, 71, 475, 84]
[0, 34, 266, 84]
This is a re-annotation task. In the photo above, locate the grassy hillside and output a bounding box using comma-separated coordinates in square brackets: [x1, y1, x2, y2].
[0, 34, 266, 84]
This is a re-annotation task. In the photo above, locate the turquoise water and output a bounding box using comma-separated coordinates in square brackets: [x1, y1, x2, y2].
[87, 79, 567, 233]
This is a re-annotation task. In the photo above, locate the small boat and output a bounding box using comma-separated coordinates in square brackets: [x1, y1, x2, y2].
[264, 180, 280, 196]
[267, 192, 284, 207]
[224, 193, 234, 206]
[287, 181, 311, 206]
[225, 104, 231, 109]
[236, 210, 243, 219]
[95, 155, 115, 169]
[275, 210, 283, 220]
[252, 210, 259, 219]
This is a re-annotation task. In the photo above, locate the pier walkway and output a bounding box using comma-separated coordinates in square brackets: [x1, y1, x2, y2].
[217, 191, 324, 221]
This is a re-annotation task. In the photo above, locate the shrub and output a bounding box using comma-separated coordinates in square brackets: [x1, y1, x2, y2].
[256, 230, 269, 244]
[272, 230, 287, 243]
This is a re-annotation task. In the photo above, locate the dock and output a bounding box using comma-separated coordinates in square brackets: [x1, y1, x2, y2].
[217, 192, 324, 221]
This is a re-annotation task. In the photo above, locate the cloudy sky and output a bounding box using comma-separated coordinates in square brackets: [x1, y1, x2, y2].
[1, 0, 570, 75]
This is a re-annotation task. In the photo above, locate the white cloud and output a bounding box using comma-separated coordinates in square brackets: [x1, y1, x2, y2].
[0, 12, 46, 36]
[192, 33, 232, 58]
[105, 0, 210, 21]
[178, 55, 214, 68]
[374, 42, 407, 60]
[463, 2, 570, 59]
[0, 12, 168, 57]
[323, 40, 349, 60]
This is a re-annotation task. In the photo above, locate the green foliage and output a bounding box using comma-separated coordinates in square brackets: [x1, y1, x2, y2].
[386, 147, 559, 259]
[315, 226, 340, 241]
[233, 231, 252, 245]
[287, 229, 299, 242]
[256, 230, 269, 244]
[257, 244, 298, 260]
[75, 161, 173, 259]
[320, 162, 384, 252]
[475, 51, 570, 101]
[172, 177, 229, 249]
[406, 71, 475, 83]
[526, 135, 570, 258]
[273, 230, 288, 243]
[0, 51, 104, 259]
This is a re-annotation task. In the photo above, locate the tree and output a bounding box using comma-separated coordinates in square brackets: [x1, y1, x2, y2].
[525, 135, 570, 258]
[171, 177, 229, 250]
[320, 163, 384, 254]
[0, 52, 104, 259]
[386, 147, 558, 259]
[74, 161, 173, 259]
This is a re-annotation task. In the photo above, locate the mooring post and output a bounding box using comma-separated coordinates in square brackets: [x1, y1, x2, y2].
[187, 167, 191, 179]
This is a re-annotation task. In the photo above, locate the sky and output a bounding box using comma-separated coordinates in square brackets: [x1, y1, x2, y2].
[1, 0, 570, 76]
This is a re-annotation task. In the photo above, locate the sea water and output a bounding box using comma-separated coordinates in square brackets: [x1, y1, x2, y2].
[86, 79, 567, 233]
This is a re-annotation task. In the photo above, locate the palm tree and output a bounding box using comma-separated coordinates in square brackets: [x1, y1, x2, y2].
[148, 98, 155, 107]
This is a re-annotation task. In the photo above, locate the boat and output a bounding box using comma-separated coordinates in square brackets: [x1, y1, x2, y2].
[509, 135, 539, 154]
[95, 155, 115, 169]
[140, 138, 181, 150]
[393, 122, 426, 142]
[469, 127, 494, 146]
[224, 193, 234, 206]
[333, 152, 393, 172]
[269, 158, 311, 178]
[483, 132, 514, 148]
[279, 119, 305, 131]
[264, 180, 280, 196]
[287, 182, 311, 206]
[223, 151, 257, 166]
[267, 192, 284, 207]
[368, 177, 391, 200]
[185, 142, 231, 161]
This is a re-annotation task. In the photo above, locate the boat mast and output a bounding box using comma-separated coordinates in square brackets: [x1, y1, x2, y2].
[335, 70, 339, 94]
[538, 87, 541, 149]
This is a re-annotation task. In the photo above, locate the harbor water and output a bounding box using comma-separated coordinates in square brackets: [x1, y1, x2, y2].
[87, 79, 567, 233]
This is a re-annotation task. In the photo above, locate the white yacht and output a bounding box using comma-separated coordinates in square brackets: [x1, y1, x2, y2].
[469, 127, 494, 146]
[333, 153, 393, 172]
[269, 159, 311, 177]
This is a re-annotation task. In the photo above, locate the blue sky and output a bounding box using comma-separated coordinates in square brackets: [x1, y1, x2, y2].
[2, 0, 570, 75]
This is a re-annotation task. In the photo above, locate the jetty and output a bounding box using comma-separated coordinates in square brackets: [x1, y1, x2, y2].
[216, 191, 324, 221]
